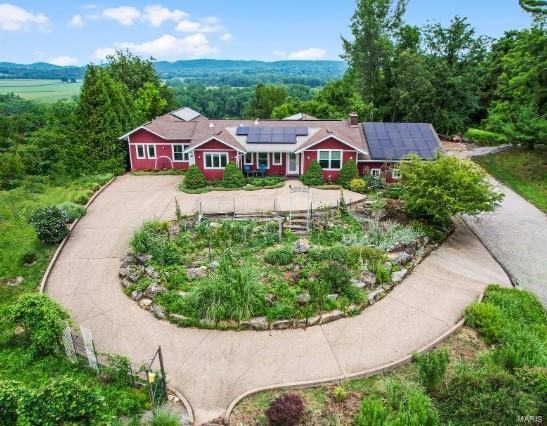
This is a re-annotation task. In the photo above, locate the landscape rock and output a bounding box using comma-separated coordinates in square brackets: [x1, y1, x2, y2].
[320, 310, 344, 324]
[121, 255, 136, 268]
[360, 271, 377, 286]
[120, 278, 132, 289]
[169, 313, 189, 322]
[296, 292, 311, 304]
[209, 260, 219, 271]
[1, 276, 24, 287]
[150, 304, 166, 319]
[145, 266, 159, 279]
[388, 242, 405, 253]
[327, 293, 339, 301]
[126, 265, 144, 283]
[240, 316, 269, 330]
[388, 251, 412, 266]
[118, 267, 129, 279]
[307, 315, 322, 326]
[404, 241, 417, 255]
[139, 298, 153, 310]
[266, 294, 276, 305]
[391, 269, 408, 284]
[130, 290, 143, 301]
[293, 239, 309, 254]
[351, 279, 366, 289]
[199, 318, 216, 328]
[136, 254, 152, 265]
[145, 284, 167, 299]
[272, 319, 293, 330]
[368, 288, 386, 305]
[187, 267, 207, 280]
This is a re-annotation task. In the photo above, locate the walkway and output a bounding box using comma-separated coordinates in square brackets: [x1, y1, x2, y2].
[45, 175, 510, 424]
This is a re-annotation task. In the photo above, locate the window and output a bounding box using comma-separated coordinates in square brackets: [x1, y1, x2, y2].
[147, 144, 156, 159]
[371, 168, 381, 178]
[357, 152, 367, 162]
[392, 168, 401, 179]
[257, 152, 269, 169]
[244, 152, 253, 165]
[173, 144, 189, 162]
[204, 152, 228, 169]
[318, 150, 342, 170]
[136, 144, 145, 159]
[272, 152, 282, 165]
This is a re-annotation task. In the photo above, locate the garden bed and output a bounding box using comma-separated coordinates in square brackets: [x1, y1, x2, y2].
[180, 176, 286, 194]
[119, 200, 443, 330]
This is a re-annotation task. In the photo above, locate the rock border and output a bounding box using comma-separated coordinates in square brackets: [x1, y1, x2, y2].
[119, 236, 438, 332]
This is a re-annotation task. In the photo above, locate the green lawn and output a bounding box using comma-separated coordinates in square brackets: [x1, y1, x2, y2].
[475, 147, 547, 211]
[0, 79, 82, 102]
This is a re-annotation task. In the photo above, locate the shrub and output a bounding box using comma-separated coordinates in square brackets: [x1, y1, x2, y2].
[267, 301, 297, 320]
[265, 393, 304, 426]
[28, 206, 69, 244]
[465, 128, 508, 145]
[342, 219, 423, 251]
[185, 261, 265, 322]
[465, 302, 505, 343]
[222, 161, 245, 188]
[399, 153, 503, 226]
[264, 246, 293, 265]
[350, 178, 367, 193]
[355, 397, 388, 426]
[0, 381, 24, 426]
[184, 165, 207, 189]
[371, 260, 391, 284]
[309, 244, 348, 263]
[56, 201, 87, 222]
[337, 158, 359, 188]
[19, 250, 37, 265]
[320, 261, 352, 295]
[150, 405, 180, 426]
[412, 349, 450, 393]
[4, 293, 69, 356]
[332, 386, 348, 403]
[301, 160, 324, 186]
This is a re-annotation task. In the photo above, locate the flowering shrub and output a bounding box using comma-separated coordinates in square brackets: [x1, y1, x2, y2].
[29, 206, 69, 244]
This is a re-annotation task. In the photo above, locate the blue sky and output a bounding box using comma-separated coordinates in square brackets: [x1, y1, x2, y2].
[0, 1, 533, 66]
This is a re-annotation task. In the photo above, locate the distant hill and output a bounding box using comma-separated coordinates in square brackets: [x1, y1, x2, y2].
[0, 59, 346, 87]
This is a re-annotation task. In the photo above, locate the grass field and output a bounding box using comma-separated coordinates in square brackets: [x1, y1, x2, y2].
[0, 79, 81, 102]
[475, 146, 547, 212]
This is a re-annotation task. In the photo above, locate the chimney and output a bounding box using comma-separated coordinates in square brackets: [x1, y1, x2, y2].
[349, 112, 359, 127]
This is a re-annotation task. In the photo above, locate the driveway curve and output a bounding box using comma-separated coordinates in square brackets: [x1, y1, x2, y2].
[45, 175, 510, 423]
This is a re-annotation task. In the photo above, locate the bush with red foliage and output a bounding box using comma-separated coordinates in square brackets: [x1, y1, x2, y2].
[265, 393, 304, 425]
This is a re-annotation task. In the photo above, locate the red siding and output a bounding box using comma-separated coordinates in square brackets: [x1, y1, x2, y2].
[194, 139, 238, 180]
[302, 137, 359, 182]
[244, 153, 287, 177]
[129, 128, 190, 170]
[358, 162, 400, 183]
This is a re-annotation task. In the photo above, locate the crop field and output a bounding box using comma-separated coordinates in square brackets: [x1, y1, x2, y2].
[0, 79, 81, 102]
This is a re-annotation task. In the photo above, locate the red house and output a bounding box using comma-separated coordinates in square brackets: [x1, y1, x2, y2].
[120, 107, 441, 182]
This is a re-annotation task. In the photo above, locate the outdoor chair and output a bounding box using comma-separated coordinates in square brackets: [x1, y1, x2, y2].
[257, 163, 267, 177]
[243, 164, 252, 177]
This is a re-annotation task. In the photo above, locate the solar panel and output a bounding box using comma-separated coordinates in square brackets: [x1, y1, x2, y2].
[362, 123, 440, 160]
[238, 127, 307, 144]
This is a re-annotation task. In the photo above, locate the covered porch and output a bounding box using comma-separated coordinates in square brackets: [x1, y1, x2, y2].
[237, 151, 302, 177]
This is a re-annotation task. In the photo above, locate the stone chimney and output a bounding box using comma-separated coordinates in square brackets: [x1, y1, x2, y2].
[349, 112, 359, 127]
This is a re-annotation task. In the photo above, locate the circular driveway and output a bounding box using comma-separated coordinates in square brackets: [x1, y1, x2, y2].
[45, 175, 510, 423]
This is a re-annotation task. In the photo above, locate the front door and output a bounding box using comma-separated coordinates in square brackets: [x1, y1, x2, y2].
[287, 153, 299, 175]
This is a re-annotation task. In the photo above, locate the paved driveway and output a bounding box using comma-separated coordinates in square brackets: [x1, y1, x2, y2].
[45, 175, 509, 423]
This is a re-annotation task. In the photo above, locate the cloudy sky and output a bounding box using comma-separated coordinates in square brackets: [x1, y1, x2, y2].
[0, 0, 533, 66]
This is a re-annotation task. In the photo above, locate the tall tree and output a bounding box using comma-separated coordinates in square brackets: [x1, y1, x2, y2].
[341, 0, 407, 118]
[244, 84, 287, 118]
[76, 65, 135, 173]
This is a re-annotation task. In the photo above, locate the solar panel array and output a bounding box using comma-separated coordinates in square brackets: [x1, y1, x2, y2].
[362, 123, 440, 160]
[236, 126, 308, 144]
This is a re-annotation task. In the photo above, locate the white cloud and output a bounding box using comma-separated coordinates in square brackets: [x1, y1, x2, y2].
[287, 48, 326, 60]
[49, 56, 78, 66]
[142, 4, 187, 27]
[0, 3, 48, 31]
[102, 6, 141, 26]
[273, 50, 286, 57]
[175, 17, 224, 33]
[70, 14, 83, 27]
[219, 32, 232, 41]
[95, 33, 217, 60]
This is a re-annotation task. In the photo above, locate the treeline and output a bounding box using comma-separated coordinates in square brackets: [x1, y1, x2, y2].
[260, 0, 546, 148]
[0, 51, 175, 188]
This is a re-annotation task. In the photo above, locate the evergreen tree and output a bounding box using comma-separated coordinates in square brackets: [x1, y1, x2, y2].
[244, 84, 287, 118]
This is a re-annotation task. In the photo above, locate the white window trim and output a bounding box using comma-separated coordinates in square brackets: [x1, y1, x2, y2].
[272, 152, 282, 165]
[371, 168, 381, 178]
[244, 152, 253, 165]
[357, 152, 367, 162]
[392, 168, 401, 179]
[135, 144, 145, 159]
[147, 144, 156, 159]
[172, 144, 189, 162]
[317, 149, 343, 170]
[256, 152, 269, 169]
[204, 152, 229, 169]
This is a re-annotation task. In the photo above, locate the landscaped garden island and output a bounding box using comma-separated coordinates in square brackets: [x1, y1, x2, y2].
[119, 193, 443, 330]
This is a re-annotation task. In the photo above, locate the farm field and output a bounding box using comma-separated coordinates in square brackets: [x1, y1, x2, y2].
[0, 79, 81, 102]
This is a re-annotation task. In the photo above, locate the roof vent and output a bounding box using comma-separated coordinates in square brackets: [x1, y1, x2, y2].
[254, 118, 259, 125]
[326, 127, 333, 134]
[209, 122, 214, 128]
